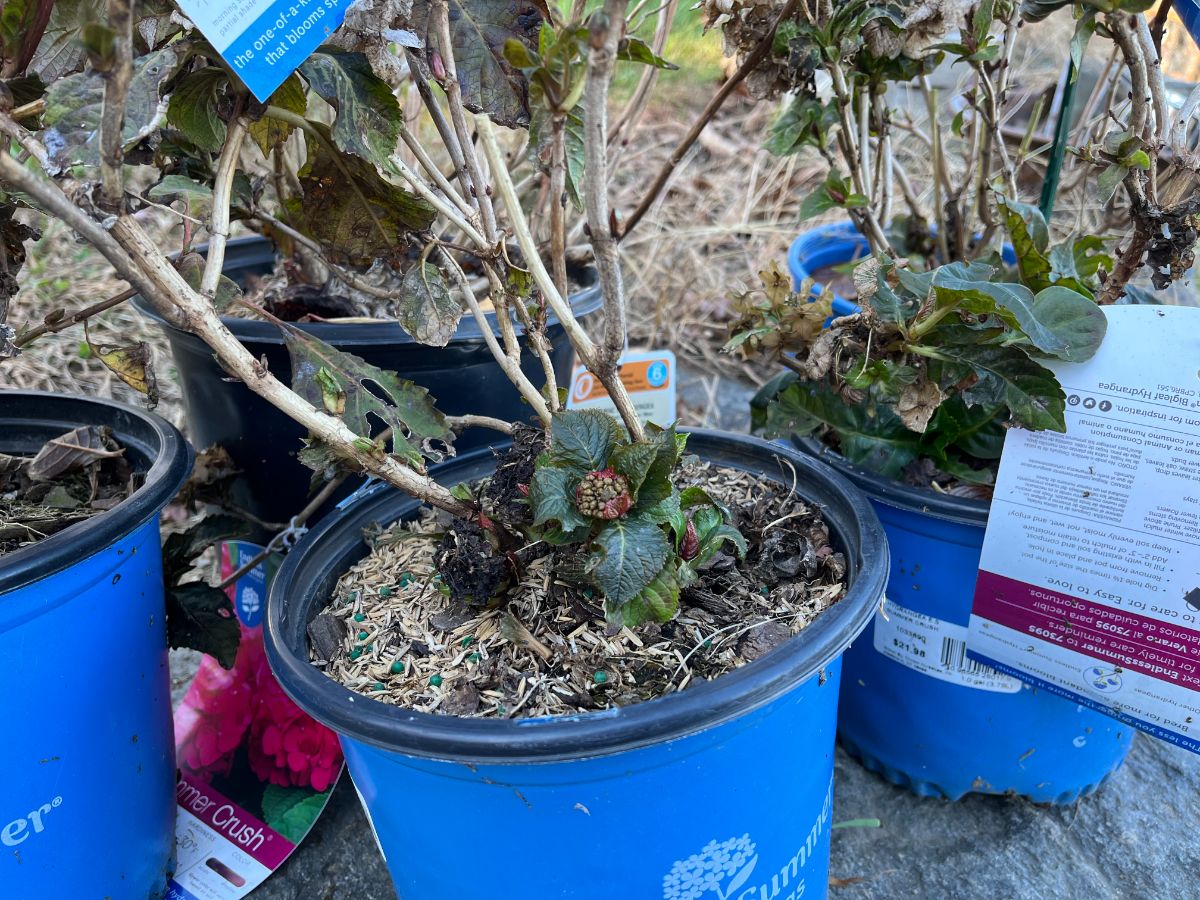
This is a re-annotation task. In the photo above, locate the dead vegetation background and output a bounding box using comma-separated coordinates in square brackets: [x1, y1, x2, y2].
[3, 10, 1198, 428]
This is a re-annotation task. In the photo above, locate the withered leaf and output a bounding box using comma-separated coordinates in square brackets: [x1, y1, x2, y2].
[410, 0, 548, 128]
[27, 425, 123, 482]
[40, 46, 182, 172]
[397, 263, 462, 346]
[896, 380, 945, 434]
[90, 338, 159, 406]
[283, 124, 436, 266]
[248, 74, 308, 155]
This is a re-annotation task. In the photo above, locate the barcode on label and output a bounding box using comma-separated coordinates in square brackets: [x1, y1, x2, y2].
[940, 637, 997, 676]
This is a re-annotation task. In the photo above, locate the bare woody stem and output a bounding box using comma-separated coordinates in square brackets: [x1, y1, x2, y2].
[583, 0, 631, 380]
[430, 0, 500, 243]
[623, 0, 801, 238]
[15, 287, 137, 347]
[201, 116, 247, 297]
[477, 118, 646, 440]
[0, 150, 473, 518]
[99, 0, 133, 211]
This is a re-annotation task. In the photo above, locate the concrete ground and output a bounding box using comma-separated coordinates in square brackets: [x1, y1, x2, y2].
[178, 368, 1200, 898]
[246, 734, 1199, 899]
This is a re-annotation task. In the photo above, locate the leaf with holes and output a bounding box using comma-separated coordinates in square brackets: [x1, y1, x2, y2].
[411, 0, 548, 127]
[397, 263, 462, 346]
[282, 325, 453, 467]
[590, 513, 670, 604]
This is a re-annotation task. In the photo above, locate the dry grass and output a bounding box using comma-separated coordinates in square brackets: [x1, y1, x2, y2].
[4, 14, 1196, 416]
[2, 213, 184, 426]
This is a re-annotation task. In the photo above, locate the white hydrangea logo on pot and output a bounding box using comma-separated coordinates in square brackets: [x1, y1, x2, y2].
[663, 834, 758, 900]
[239, 585, 260, 616]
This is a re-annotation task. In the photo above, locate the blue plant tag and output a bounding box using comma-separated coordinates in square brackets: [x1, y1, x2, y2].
[175, 0, 354, 101]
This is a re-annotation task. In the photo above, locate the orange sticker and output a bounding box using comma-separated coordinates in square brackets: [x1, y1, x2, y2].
[570, 358, 671, 404]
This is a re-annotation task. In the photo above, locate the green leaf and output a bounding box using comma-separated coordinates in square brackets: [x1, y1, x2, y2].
[607, 562, 680, 628]
[529, 104, 585, 209]
[1097, 163, 1128, 205]
[689, 505, 746, 565]
[629, 426, 681, 511]
[248, 74, 307, 154]
[758, 381, 921, 478]
[996, 195, 1052, 291]
[590, 514, 670, 603]
[1025, 285, 1107, 361]
[922, 343, 1065, 431]
[617, 37, 677, 70]
[799, 185, 837, 221]
[165, 581, 240, 670]
[176, 252, 243, 311]
[41, 45, 182, 172]
[529, 465, 589, 531]
[610, 440, 659, 496]
[299, 49, 403, 172]
[147, 174, 213, 215]
[1069, 235, 1113, 279]
[282, 325, 453, 467]
[409, 0, 548, 128]
[928, 396, 1005, 460]
[167, 68, 228, 153]
[284, 125, 436, 266]
[261, 785, 332, 843]
[547, 409, 619, 473]
[397, 263, 462, 346]
[1070, 10, 1096, 72]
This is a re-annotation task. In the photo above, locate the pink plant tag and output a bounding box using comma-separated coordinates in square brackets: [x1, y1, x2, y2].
[169, 542, 343, 899]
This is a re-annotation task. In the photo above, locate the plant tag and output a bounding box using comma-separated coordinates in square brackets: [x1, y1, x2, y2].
[873, 599, 1021, 693]
[567, 349, 676, 427]
[168, 542, 343, 899]
[173, 0, 353, 101]
[968, 306, 1200, 752]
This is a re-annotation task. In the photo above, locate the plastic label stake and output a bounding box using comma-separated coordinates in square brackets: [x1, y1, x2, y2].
[968, 306, 1200, 753]
[567, 349, 677, 427]
[174, 0, 354, 101]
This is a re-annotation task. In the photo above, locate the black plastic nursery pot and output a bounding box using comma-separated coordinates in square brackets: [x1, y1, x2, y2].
[135, 235, 602, 523]
[264, 430, 888, 900]
[0, 391, 192, 898]
[792, 436, 1135, 803]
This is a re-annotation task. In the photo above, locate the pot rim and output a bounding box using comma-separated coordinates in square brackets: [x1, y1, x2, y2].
[791, 434, 990, 527]
[0, 391, 193, 593]
[264, 428, 888, 763]
[131, 234, 603, 347]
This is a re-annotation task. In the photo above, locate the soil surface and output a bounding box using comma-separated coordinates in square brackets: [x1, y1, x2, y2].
[0, 426, 138, 554]
[311, 460, 848, 719]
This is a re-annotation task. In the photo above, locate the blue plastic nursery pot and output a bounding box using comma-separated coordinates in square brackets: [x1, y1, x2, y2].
[0, 392, 191, 897]
[787, 221, 1018, 316]
[787, 221, 868, 318]
[265, 431, 889, 900]
[795, 438, 1135, 803]
[1179, 0, 1200, 49]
